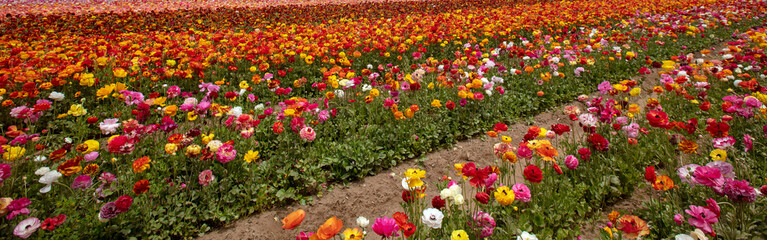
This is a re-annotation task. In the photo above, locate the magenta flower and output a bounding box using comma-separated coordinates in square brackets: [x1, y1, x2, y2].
[71, 175, 93, 190]
[706, 161, 734, 179]
[692, 166, 724, 188]
[98, 202, 119, 222]
[485, 173, 498, 187]
[722, 179, 758, 203]
[743, 134, 754, 152]
[512, 183, 531, 202]
[216, 144, 236, 163]
[296, 232, 314, 240]
[0, 163, 11, 184]
[685, 205, 718, 234]
[469, 211, 496, 238]
[674, 214, 683, 225]
[6, 197, 31, 220]
[564, 155, 579, 170]
[372, 217, 400, 237]
[198, 170, 215, 186]
[517, 145, 533, 159]
[712, 136, 736, 149]
[705, 198, 720, 218]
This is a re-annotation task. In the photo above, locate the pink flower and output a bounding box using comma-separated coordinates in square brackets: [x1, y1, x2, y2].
[685, 205, 718, 234]
[469, 211, 496, 238]
[299, 127, 316, 141]
[692, 166, 724, 188]
[166, 86, 181, 98]
[296, 232, 314, 240]
[84, 151, 99, 162]
[198, 170, 214, 186]
[712, 136, 736, 149]
[674, 214, 683, 225]
[743, 134, 754, 152]
[517, 145, 533, 159]
[372, 217, 400, 237]
[216, 144, 236, 163]
[705, 198, 720, 218]
[14, 217, 40, 239]
[512, 183, 531, 202]
[722, 179, 758, 203]
[71, 175, 92, 190]
[564, 155, 579, 170]
[0, 163, 11, 184]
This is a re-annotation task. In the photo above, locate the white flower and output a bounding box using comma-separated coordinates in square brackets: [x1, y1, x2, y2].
[227, 106, 243, 117]
[48, 92, 65, 101]
[452, 194, 464, 205]
[183, 97, 198, 105]
[254, 104, 265, 111]
[675, 234, 694, 240]
[99, 118, 121, 135]
[207, 140, 223, 152]
[35, 167, 51, 175]
[34, 156, 47, 162]
[334, 90, 345, 99]
[38, 170, 62, 193]
[65, 138, 73, 144]
[361, 84, 372, 92]
[356, 216, 369, 228]
[238, 89, 247, 96]
[517, 231, 538, 240]
[421, 208, 444, 229]
[448, 184, 462, 197]
[440, 188, 453, 199]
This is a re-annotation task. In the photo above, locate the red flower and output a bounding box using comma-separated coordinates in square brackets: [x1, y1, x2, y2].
[86, 117, 98, 124]
[578, 148, 591, 161]
[588, 133, 610, 151]
[40, 214, 66, 231]
[393, 212, 409, 227]
[699, 101, 711, 111]
[523, 164, 543, 183]
[133, 179, 150, 195]
[445, 101, 455, 110]
[115, 195, 133, 213]
[431, 196, 446, 210]
[475, 192, 490, 204]
[552, 163, 563, 174]
[494, 123, 508, 132]
[401, 190, 413, 203]
[705, 121, 730, 137]
[646, 110, 670, 129]
[551, 124, 571, 135]
[272, 122, 284, 134]
[401, 222, 416, 237]
[645, 166, 656, 183]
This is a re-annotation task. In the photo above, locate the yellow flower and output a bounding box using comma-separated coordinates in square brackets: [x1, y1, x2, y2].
[82, 140, 100, 153]
[537, 128, 547, 138]
[164, 143, 178, 155]
[370, 89, 380, 97]
[185, 145, 201, 157]
[166, 60, 176, 67]
[113, 68, 128, 78]
[164, 105, 178, 117]
[710, 149, 727, 161]
[503, 151, 518, 163]
[2, 146, 26, 161]
[201, 132, 215, 145]
[431, 99, 441, 108]
[629, 87, 641, 96]
[187, 112, 198, 121]
[96, 84, 115, 99]
[342, 228, 363, 240]
[501, 136, 512, 143]
[451, 230, 469, 240]
[244, 150, 260, 163]
[79, 73, 95, 87]
[404, 168, 426, 188]
[494, 186, 515, 205]
[239, 81, 249, 89]
[67, 104, 87, 117]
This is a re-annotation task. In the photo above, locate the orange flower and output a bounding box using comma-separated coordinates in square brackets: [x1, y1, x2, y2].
[652, 175, 675, 191]
[57, 157, 83, 177]
[608, 211, 620, 223]
[132, 156, 151, 173]
[487, 131, 498, 138]
[616, 215, 650, 239]
[312, 217, 343, 240]
[678, 140, 698, 154]
[281, 209, 306, 230]
[133, 179, 150, 195]
[535, 144, 558, 161]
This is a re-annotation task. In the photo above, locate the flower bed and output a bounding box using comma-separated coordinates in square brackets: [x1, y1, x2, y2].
[0, 0, 765, 239]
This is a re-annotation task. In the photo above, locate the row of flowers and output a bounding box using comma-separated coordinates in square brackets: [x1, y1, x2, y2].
[1, 0, 766, 238]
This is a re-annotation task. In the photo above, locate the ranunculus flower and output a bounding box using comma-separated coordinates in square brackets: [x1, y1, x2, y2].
[564, 155, 579, 170]
[512, 183, 531, 202]
[722, 179, 758, 203]
[71, 175, 92, 190]
[299, 127, 316, 141]
[198, 170, 214, 186]
[314, 217, 342, 240]
[14, 217, 40, 239]
[421, 208, 443, 229]
[692, 166, 724, 188]
[281, 209, 305, 230]
[115, 195, 133, 213]
[99, 202, 119, 222]
[216, 144, 236, 163]
[685, 205, 718, 234]
[523, 165, 542, 183]
[371, 217, 399, 237]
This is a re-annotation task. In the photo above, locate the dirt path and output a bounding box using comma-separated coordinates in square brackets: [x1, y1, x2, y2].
[199, 44, 728, 240]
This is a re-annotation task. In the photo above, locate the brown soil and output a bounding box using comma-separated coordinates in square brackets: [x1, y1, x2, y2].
[198, 44, 729, 240]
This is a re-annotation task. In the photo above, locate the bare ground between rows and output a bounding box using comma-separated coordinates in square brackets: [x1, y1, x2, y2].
[199, 44, 728, 240]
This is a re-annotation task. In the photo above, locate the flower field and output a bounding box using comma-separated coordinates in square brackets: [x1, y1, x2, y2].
[0, 0, 766, 239]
